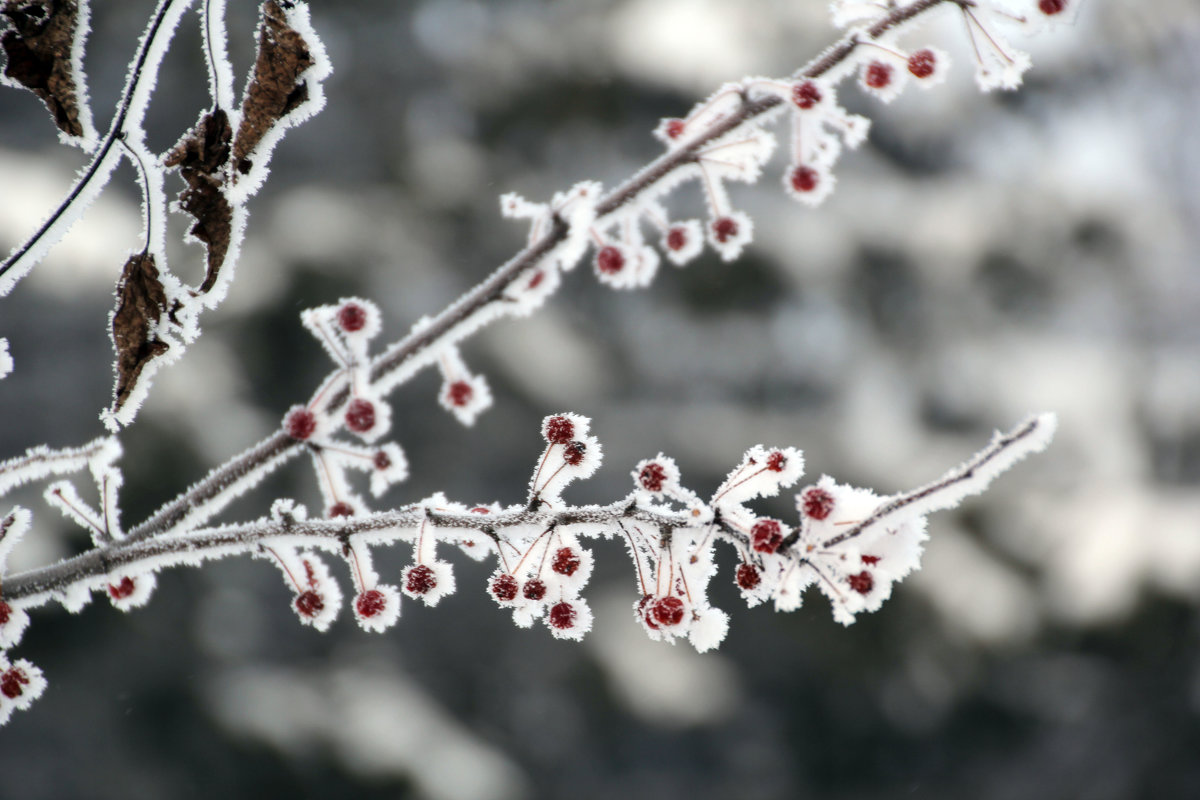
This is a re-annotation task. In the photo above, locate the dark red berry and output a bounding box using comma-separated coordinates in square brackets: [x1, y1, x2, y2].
[446, 381, 473, 407]
[664, 119, 686, 139]
[638, 595, 660, 630]
[595, 245, 625, 275]
[523, 578, 547, 601]
[563, 441, 586, 466]
[766, 450, 787, 472]
[791, 165, 819, 193]
[295, 590, 325, 617]
[491, 574, 519, 602]
[356, 589, 387, 618]
[544, 415, 574, 444]
[337, 303, 368, 332]
[328, 502, 355, 518]
[0, 667, 29, 699]
[801, 487, 835, 521]
[373, 450, 391, 470]
[552, 547, 581, 577]
[638, 462, 668, 493]
[712, 216, 738, 243]
[405, 564, 437, 595]
[791, 80, 822, 109]
[751, 519, 784, 554]
[548, 602, 577, 630]
[345, 398, 376, 433]
[652, 596, 686, 626]
[0, 601, 10, 626]
[847, 571, 874, 595]
[1038, 0, 1066, 14]
[666, 226, 688, 251]
[865, 61, 893, 89]
[107, 576, 136, 600]
[908, 49, 937, 79]
[284, 408, 317, 441]
[861, 555, 881, 566]
[736, 563, 762, 591]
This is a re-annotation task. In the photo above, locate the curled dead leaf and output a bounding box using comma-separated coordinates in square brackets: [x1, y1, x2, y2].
[111, 252, 169, 414]
[232, 0, 315, 176]
[164, 109, 233, 293]
[1, 0, 89, 139]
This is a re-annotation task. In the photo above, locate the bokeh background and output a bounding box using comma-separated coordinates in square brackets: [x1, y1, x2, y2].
[1, 1, 1199, 798]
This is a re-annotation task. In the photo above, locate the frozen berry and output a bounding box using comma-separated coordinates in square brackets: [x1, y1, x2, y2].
[107, 577, 136, 600]
[491, 574, 519, 602]
[405, 564, 437, 595]
[345, 398, 376, 433]
[0, 667, 29, 700]
[563, 441, 587, 466]
[790, 165, 819, 193]
[801, 487, 835, 521]
[544, 415, 575, 445]
[295, 590, 324, 617]
[523, 578, 547, 601]
[847, 571, 874, 595]
[638, 462, 668, 493]
[548, 602, 577, 630]
[337, 303, 368, 332]
[446, 381, 473, 407]
[0, 601, 10, 625]
[666, 226, 688, 251]
[552, 547, 582, 576]
[865, 61, 893, 89]
[328, 502, 355, 518]
[1038, 0, 1066, 14]
[652, 596, 686, 626]
[284, 408, 317, 441]
[373, 450, 392, 470]
[751, 519, 784, 554]
[712, 216, 738, 243]
[355, 589, 387, 618]
[791, 80, 822, 109]
[736, 563, 762, 591]
[595, 245, 625, 275]
[664, 118, 686, 139]
[907, 49, 937, 79]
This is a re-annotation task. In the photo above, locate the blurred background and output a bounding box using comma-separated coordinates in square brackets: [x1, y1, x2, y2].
[1, 0, 1199, 797]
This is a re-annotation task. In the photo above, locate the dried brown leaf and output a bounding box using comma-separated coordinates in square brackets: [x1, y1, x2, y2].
[1, 0, 88, 138]
[164, 109, 233, 293]
[111, 252, 169, 414]
[232, 0, 314, 176]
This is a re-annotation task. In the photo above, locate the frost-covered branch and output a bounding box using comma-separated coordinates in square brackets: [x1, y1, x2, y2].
[0, 0, 1074, 726]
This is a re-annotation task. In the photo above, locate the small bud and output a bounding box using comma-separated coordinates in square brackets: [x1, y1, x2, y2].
[284, 407, 317, 441]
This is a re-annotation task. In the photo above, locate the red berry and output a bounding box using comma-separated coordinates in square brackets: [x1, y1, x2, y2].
[544, 415, 575, 444]
[751, 519, 784, 554]
[337, 302, 368, 332]
[284, 408, 317, 441]
[908, 49, 937, 79]
[355, 589, 387, 618]
[791, 80, 822, 109]
[766, 450, 787, 472]
[0, 601, 10, 625]
[446, 380, 473, 407]
[790, 165, 819, 193]
[405, 564, 437, 595]
[712, 216, 738, 243]
[527, 270, 545, 289]
[652, 596, 686, 626]
[801, 487, 835, 521]
[345, 398, 376, 433]
[563, 440, 587, 466]
[295, 590, 325, 617]
[736, 563, 761, 591]
[595, 245, 625, 275]
[865, 61, 893, 89]
[373, 450, 392, 470]
[638, 462, 668, 493]
[1038, 0, 1066, 14]
[552, 547, 582, 576]
[664, 119, 686, 139]
[328, 501, 355, 518]
[847, 571, 874, 595]
[548, 601, 577, 630]
[523, 578, 547, 601]
[107, 576, 136, 600]
[491, 574, 519, 602]
[861, 555, 881, 566]
[0, 667, 29, 700]
[638, 595, 660, 630]
[666, 226, 688, 251]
